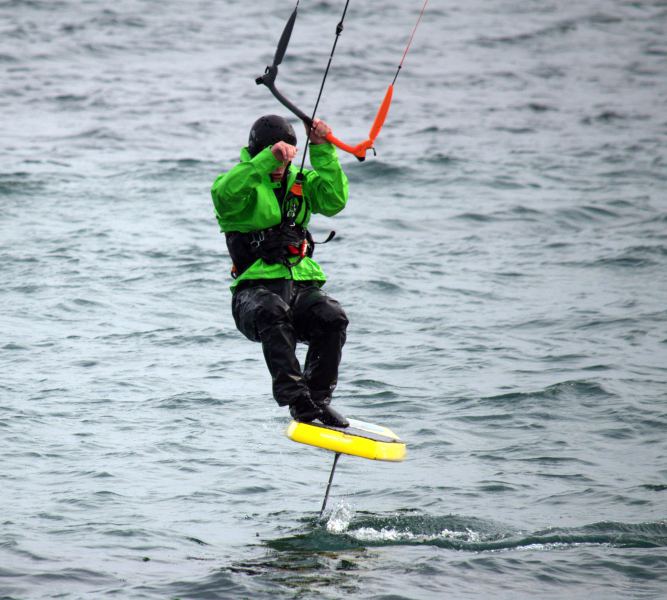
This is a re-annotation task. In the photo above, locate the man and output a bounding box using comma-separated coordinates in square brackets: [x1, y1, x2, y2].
[211, 114, 349, 428]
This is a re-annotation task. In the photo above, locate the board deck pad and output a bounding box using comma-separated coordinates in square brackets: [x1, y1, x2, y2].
[286, 418, 406, 461]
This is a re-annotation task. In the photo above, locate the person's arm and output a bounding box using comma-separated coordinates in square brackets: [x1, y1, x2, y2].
[211, 147, 282, 210]
[304, 119, 349, 217]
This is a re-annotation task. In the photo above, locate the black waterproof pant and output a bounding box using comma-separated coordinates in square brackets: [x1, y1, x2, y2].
[232, 280, 348, 407]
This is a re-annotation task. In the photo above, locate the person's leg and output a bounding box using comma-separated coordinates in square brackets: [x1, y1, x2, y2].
[232, 283, 312, 408]
[293, 284, 349, 426]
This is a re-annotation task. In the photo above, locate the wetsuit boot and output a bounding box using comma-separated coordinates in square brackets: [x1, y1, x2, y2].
[319, 405, 349, 428]
[289, 394, 324, 423]
[310, 390, 349, 428]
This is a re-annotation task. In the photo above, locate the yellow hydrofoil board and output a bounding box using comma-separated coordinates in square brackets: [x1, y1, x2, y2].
[286, 418, 406, 462]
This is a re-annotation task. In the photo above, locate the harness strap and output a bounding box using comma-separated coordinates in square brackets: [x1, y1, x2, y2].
[226, 225, 314, 279]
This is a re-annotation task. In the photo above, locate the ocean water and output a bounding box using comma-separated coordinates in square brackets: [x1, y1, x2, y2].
[1, 0, 666, 598]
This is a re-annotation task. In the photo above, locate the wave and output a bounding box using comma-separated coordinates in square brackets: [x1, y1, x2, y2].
[476, 19, 578, 48]
[480, 380, 613, 405]
[344, 160, 417, 184]
[0, 172, 46, 196]
[266, 511, 667, 554]
[580, 110, 653, 127]
[154, 391, 226, 409]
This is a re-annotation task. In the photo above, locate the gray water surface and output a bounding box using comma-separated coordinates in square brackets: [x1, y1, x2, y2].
[1, 0, 666, 598]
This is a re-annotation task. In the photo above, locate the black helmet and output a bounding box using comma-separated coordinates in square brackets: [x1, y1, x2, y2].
[248, 115, 297, 158]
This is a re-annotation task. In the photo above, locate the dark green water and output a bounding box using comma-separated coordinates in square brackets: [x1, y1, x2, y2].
[1, 0, 666, 598]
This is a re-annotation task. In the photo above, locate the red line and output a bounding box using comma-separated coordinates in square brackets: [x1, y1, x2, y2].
[399, 0, 429, 68]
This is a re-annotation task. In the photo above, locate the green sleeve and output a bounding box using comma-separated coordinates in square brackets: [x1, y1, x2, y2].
[304, 143, 349, 217]
[211, 147, 282, 229]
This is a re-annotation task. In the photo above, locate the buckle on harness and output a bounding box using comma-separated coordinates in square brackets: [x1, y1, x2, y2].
[286, 238, 308, 257]
[250, 230, 265, 249]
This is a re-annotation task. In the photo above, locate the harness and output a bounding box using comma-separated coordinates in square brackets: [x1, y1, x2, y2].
[225, 171, 334, 279]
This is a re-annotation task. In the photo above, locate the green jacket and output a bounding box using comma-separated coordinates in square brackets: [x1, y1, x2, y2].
[211, 143, 349, 290]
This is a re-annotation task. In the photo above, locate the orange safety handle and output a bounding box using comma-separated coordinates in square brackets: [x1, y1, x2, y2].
[325, 133, 373, 160]
[368, 84, 394, 142]
[324, 84, 395, 161]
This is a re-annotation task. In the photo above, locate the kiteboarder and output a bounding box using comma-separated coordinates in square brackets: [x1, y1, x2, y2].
[211, 115, 350, 429]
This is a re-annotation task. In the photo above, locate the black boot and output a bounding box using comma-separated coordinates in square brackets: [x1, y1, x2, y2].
[289, 395, 323, 423]
[310, 390, 349, 428]
[318, 405, 349, 428]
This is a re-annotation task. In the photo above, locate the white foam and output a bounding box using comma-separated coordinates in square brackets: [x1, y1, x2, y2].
[347, 526, 481, 544]
[325, 500, 354, 534]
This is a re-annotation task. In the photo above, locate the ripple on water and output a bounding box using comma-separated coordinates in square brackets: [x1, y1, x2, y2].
[265, 512, 667, 553]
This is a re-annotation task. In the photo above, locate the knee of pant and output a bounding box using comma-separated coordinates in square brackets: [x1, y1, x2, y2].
[255, 296, 291, 330]
[312, 297, 349, 332]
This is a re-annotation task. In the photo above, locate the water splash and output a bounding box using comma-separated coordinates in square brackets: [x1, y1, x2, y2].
[349, 525, 481, 544]
[267, 513, 667, 553]
[325, 500, 354, 534]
